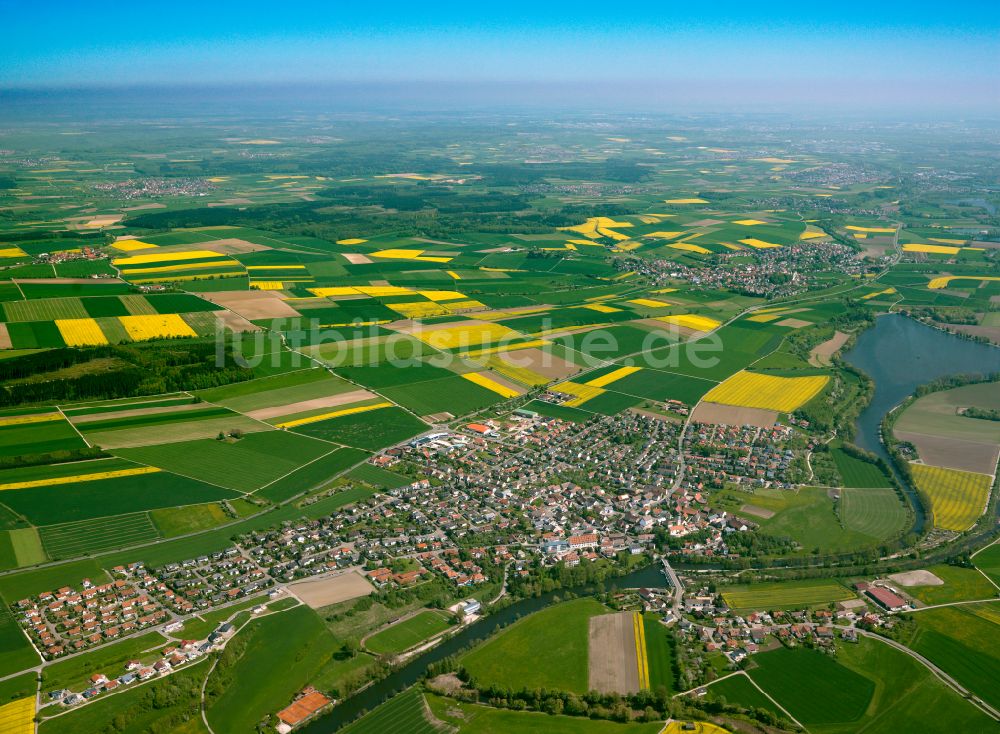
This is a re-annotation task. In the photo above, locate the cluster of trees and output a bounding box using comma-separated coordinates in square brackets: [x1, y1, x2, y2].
[424, 660, 796, 732]
[0, 446, 107, 471]
[504, 553, 642, 600]
[964, 406, 1000, 422]
[0, 341, 255, 406]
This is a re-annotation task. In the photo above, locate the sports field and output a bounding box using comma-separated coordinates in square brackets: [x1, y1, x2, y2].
[721, 579, 855, 610]
[364, 610, 452, 655]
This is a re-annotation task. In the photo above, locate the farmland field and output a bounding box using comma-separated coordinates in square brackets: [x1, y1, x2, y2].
[462, 597, 606, 694]
[974, 541, 1000, 587]
[341, 688, 441, 734]
[364, 609, 452, 655]
[721, 578, 855, 610]
[702, 371, 829, 412]
[642, 612, 677, 693]
[0, 605, 38, 677]
[831, 449, 893, 488]
[909, 463, 993, 531]
[703, 673, 784, 719]
[115, 431, 335, 492]
[896, 563, 998, 605]
[291, 407, 427, 450]
[747, 646, 874, 725]
[150, 502, 231, 537]
[899, 604, 1000, 710]
[38, 512, 160, 558]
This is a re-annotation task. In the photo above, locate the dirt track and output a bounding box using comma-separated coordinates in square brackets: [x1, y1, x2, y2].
[588, 612, 640, 694]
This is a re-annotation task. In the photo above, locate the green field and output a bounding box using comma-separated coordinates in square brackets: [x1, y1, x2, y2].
[831, 449, 893, 488]
[838, 487, 909, 540]
[642, 613, 677, 693]
[341, 687, 442, 734]
[898, 564, 999, 605]
[715, 486, 895, 553]
[292, 407, 427, 450]
[721, 579, 855, 610]
[0, 469, 237, 525]
[0, 604, 39, 677]
[364, 609, 452, 655]
[346, 462, 412, 489]
[150, 503, 231, 537]
[974, 542, 1000, 587]
[747, 646, 874, 725]
[462, 597, 606, 694]
[205, 605, 339, 734]
[7, 527, 46, 566]
[0, 557, 107, 602]
[702, 673, 784, 719]
[39, 512, 160, 559]
[115, 431, 335, 492]
[899, 603, 1000, 710]
[255, 446, 369, 502]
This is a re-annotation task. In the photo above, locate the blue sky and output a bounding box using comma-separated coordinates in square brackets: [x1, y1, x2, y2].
[1, 1, 997, 108]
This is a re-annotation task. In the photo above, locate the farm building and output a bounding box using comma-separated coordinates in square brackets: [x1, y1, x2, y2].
[865, 586, 908, 611]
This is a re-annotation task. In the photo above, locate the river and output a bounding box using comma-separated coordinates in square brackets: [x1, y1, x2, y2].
[300, 564, 667, 732]
[842, 314, 1000, 531]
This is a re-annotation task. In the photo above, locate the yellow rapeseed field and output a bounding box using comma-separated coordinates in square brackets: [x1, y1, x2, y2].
[370, 249, 452, 263]
[119, 314, 198, 341]
[276, 401, 393, 429]
[703, 371, 829, 412]
[55, 317, 109, 346]
[628, 298, 673, 308]
[336, 238, 367, 245]
[670, 242, 712, 254]
[446, 271, 462, 280]
[655, 314, 722, 332]
[418, 290, 466, 302]
[0, 697, 34, 734]
[112, 249, 224, 266]
[927, 275, 1000, 290]
[462, 372, 521, 398]
[0, 412, 62, 428]
[845, 225, 896, 233]
[583, 303, 622, 313]
[902, 243, 960, 255]
[459, 339, 550, 359]
[388, 301, 449, 319]
[739, 238, 783, 249]
[118, 259, 241, 276]
[909, 463, 991, 532]
[586, 366, 641, 388]
[0, 466, 161, 492]
[249, 281, 285, 291]
[552, 381, 605, 407]
[0, 247, 28, 258]
[111, 239, 158, 252]
[645, 231, 686, 239]
[486, 358, 550, 387]
[799, 229, 828, 240]
[664, 198, 708, 204]
[733, 219, 767, 226]
[633, 611, 649, 690]
[860, 287, 897, 300]
[416, 322, 517, 350]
